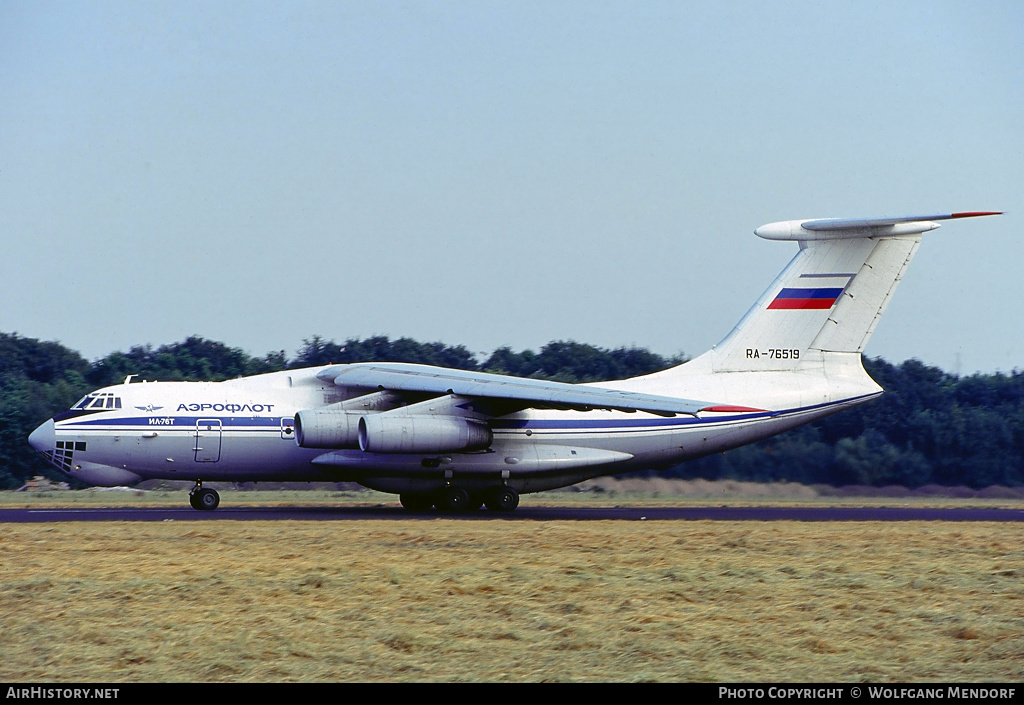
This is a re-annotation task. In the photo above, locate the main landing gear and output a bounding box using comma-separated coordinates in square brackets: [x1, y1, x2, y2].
[484, 486, 520, 512]
[400, 485, 519, 513]
[189, 481, 220, 511]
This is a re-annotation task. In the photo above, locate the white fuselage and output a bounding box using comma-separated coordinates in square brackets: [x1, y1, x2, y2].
[31, 357, 879, 495]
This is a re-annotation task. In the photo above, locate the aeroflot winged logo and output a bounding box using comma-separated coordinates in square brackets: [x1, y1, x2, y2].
[768, 273, 855, 310]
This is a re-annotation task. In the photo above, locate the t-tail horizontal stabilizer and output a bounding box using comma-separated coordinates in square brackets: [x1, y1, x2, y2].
[754, 212, 1002, 240]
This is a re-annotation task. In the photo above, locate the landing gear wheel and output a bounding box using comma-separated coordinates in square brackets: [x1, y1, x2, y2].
[190, 487, 220, 511]
[485, 486, 519, 512]
[400, 492, 435, 512]
[438, 486, 470, 512]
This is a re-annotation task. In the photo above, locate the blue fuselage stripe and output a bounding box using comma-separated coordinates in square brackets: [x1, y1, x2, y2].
[53, 395, 876, 435]
[60, 416, 288, 428]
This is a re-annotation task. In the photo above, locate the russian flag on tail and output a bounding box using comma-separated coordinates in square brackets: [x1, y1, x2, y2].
[768, 273, 854, 310]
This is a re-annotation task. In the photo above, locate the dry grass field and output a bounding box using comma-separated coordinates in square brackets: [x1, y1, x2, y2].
[1, 487, 1022, 682]
[0, 483, 1015, 684]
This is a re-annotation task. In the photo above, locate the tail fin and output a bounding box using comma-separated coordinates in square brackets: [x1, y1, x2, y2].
[705, 212, 1000, 372]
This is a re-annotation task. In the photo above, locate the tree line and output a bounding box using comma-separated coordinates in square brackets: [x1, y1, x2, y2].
[2, 331, 1021, 489]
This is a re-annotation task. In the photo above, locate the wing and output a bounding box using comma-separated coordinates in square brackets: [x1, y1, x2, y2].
[316, 362, 722, 417]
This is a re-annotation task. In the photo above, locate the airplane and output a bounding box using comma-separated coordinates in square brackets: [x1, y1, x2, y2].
[28, 211, 1000, 512]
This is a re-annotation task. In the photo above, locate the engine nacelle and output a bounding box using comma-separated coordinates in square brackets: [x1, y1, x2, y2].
[294, 409, 362, 449]
[358, 415, 493, 454]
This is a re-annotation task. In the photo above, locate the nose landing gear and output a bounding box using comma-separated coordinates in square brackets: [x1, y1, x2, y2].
[189, 481, 220, 511]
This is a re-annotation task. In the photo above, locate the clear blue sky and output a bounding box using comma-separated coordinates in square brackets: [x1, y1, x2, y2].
[1, 1, 1020, 374]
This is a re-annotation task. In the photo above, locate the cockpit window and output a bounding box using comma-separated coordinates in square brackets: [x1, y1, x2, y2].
[71, 392, 122, 411]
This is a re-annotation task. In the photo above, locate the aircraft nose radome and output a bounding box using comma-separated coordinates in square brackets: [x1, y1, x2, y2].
[29, 419, 56, 452]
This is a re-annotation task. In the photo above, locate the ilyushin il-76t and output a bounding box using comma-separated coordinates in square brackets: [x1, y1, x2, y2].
[29, 212, 1000, 511]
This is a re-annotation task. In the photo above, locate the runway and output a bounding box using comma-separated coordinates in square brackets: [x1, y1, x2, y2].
[2, 504, 1023, 523]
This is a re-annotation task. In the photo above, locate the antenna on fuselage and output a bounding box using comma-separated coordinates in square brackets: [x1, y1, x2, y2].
[124, 375, 137, 385]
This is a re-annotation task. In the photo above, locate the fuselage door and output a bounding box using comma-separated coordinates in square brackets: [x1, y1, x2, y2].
[194, 419, 223, 462]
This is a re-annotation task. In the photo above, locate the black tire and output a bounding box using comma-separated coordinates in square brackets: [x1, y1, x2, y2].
[485, 486, 519, 512]
[193, 487, 220, 511]
[438, 486, 470, 512]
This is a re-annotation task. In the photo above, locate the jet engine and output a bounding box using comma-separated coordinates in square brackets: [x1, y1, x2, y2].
[294, 409, 362, 448]
[358, 415, 493, 454]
